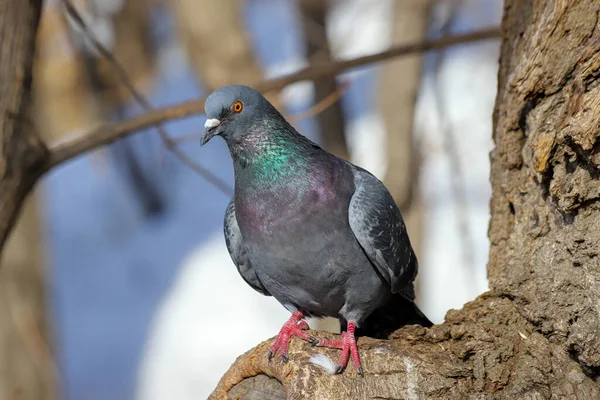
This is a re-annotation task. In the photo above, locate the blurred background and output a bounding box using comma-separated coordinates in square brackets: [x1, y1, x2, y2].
[1, 0, 503, 399]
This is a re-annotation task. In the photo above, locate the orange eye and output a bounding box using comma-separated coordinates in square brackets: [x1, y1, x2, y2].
[233, 101, 243, 113]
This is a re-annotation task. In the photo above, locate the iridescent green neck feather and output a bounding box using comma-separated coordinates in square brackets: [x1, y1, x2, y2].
[229, 123, 317, 189]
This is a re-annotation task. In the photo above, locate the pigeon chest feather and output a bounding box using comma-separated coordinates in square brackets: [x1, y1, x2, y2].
[236, 171, 345, 240]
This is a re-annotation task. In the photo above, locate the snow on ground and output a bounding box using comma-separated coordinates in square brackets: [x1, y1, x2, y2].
[136, 232, 289, 400]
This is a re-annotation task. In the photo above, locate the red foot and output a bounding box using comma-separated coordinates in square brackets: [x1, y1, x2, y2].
[317, 321, 363, 376]
[297, 320, 310, 330]
[268, 311, 318, 363]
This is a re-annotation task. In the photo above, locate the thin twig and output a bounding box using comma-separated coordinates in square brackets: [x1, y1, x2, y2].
[62, 0, 233, 196]
[47, 26, 501, 171]
[253, 26, 500, 94]
[288, 79, 350, 124]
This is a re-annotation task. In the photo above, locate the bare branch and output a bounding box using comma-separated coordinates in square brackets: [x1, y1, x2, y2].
[254, 26, 500, 94]
[288, 79, 350, 124]
[47, 26, 501, 172]
[62, 0, 233, 196]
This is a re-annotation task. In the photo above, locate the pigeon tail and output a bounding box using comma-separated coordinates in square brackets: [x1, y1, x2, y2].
[356, 294, 433, 339]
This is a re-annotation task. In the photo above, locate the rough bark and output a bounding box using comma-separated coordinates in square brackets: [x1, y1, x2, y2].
[210, 1, 600, 398]
[489, 0, 600, 376]
[212, 295, 599, 399]
[0, 1, 48, 251]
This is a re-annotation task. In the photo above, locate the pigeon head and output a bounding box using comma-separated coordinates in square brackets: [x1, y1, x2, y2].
[201, 85, 276, 146]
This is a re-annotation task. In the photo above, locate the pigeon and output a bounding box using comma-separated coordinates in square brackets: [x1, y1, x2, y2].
[201, 85, 432, 376]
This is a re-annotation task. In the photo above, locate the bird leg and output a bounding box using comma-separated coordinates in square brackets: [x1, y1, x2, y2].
[317, 321, 363, 376]
[268, 311, 318, 363]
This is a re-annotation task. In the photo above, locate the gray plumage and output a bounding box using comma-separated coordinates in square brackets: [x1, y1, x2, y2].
[348, 165, 418, 300]
[223, 199, 270, 297]
[204, 84, 431, 343]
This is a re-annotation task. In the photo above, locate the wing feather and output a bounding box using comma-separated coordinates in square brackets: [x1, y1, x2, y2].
[224, 199, 271, 296]
[348, 166, 417, 300]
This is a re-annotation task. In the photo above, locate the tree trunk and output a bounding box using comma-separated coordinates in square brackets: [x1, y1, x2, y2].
[34, 2, 103, 142]
[0, 3, 51, 400]
[298, 0, 349, 161]
[380, 0, 430, 215]
[93, 0, 156, 106]
[210, 1, 600, 398]
[379, 0, 431, 300]
[170, 0, 281, 108]
[0, 192, 55, 400]
[0, 0, 48, 252]
[488, 0, 600, 376]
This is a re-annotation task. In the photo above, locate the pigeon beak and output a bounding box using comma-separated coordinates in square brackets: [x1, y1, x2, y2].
[201, 118, 221, 146]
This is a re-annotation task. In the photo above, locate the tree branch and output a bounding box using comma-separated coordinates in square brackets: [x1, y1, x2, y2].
[210, 295, 600, 399]
[288, 79, 350, 125]
[62, 0, 233, 196]
[46, 27, 501, 171]
[0, 24, 500, 254]
[0, 0, 48, 253]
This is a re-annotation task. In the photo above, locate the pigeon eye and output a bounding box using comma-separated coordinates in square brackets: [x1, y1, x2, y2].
[232, 101, 243, 113]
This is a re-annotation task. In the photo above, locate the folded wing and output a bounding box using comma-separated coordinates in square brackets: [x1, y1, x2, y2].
[224, 199, 271, 296]
[347, 166, 417, 301]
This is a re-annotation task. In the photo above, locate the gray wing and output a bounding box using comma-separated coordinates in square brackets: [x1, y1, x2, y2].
[224, 199, 271, 296]
[348, 166, 417, 300]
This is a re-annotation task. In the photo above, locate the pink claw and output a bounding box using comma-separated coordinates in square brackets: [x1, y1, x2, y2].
[268, 312, 319, 362]
[297, 320, 310, 330]
[317, 321, 363, 376]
